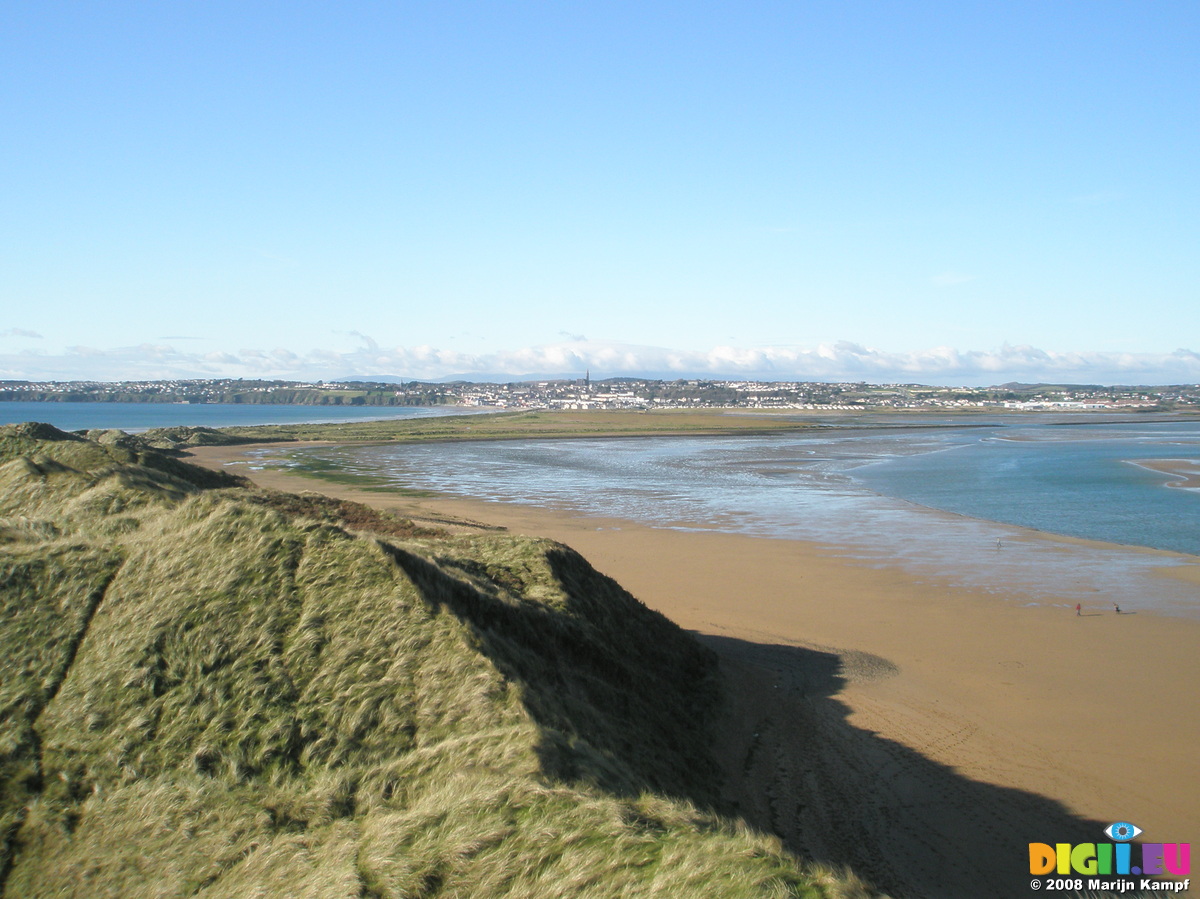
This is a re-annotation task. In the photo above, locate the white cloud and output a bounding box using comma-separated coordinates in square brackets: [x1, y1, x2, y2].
[348, 331, 380, 351]
[1, 328, 43, 339]
[2, 340, 1199, 386]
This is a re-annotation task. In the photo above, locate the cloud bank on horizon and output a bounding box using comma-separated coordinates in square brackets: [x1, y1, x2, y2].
[2, 339, 1198, 387]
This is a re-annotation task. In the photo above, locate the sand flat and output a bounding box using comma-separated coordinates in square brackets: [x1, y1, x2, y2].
[1132, 458, 1200, 489]
[189, 443, 1200, 896]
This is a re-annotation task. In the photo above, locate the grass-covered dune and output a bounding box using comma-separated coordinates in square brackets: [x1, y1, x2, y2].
[0, 423, 873, 898]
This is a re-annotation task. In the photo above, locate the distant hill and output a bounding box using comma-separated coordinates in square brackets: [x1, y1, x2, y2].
[993, 382, 1106, 391]
[0, 423, 870, 897]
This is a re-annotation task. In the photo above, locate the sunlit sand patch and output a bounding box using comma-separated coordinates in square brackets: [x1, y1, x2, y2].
[1127, 457, 1200, 488]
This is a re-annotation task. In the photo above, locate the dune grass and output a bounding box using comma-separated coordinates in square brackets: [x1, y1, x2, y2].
[0, 423, 881, 898]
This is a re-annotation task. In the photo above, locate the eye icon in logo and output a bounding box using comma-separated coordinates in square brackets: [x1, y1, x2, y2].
[1104, 822, 1143, 842]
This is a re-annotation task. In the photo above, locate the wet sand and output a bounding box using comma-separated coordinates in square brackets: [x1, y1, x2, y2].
[189, 443, 1200, 897]
[1133, 458, 1200, 489]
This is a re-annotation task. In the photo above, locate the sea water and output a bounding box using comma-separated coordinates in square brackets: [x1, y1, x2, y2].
[274, 415, 1200, 617]
[852, 420, 1200, 556]
[0, 401, 460, 432]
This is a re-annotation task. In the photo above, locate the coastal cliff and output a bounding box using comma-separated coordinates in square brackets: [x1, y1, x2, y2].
[0, 424, 871, 898]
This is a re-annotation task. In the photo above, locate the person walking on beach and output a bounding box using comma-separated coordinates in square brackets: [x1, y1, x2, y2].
[1114, 602, 1121, 614]
[1075, 603, 1081, 616]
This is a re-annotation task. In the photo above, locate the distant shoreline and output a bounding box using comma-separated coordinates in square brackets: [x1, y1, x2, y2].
[168, 406, 1200, 447]
[4, 375, 1200, 417]
[4, 399, 1199, 443]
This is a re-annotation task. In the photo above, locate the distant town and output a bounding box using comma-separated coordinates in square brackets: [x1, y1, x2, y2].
[4, 377, 1200, 412]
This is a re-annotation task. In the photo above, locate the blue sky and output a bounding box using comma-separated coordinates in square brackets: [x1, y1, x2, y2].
[2, 1, 1198, 385]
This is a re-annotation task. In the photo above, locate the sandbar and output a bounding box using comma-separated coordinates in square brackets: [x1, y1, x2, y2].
[1132, 458, 1200, 490]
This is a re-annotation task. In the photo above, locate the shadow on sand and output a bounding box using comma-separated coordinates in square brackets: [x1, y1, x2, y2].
[389, 541, 1146, 899]
[697, 633, 1145, 899]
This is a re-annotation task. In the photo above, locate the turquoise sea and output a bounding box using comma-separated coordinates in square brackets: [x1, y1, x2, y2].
[0, 401, 458, 432]
[853, 421, 1200, 555]
[270, 415, 1200, 617]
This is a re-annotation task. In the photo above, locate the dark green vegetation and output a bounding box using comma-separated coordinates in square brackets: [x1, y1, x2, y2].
[274, 455, 436, 496]
[0, 423, 873, 897]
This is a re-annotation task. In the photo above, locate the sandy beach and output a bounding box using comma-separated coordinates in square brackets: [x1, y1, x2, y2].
[188, 443, 1200, 897]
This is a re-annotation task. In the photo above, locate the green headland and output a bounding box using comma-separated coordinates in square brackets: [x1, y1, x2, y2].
[0, 422, 876, 898]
